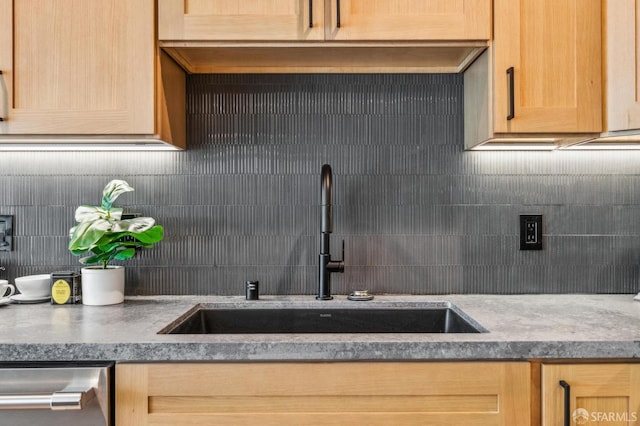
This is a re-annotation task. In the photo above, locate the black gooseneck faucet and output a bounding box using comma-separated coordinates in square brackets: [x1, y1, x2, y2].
[318, 164, 344, 300]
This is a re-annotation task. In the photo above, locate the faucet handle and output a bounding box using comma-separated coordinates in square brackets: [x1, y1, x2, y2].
[337, 240, 345, 272]
[326, 240, 346, 274]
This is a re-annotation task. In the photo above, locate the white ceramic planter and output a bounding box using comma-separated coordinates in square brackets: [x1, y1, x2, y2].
[81, 266, 125, 306]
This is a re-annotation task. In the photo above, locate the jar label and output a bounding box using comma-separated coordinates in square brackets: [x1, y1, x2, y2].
[51, 279, 71, 304]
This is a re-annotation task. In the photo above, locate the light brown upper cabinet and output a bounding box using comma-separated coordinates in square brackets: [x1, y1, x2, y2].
[159, 0, 325, 41]
[160, 0, 490, 42]
[0, 0, 185, 149]
[158, 0, 491, 74]
[465, 0, 602, 149]
[542, 363, 640, 425]
[578, 0, 640, 148]
[603, 0, 640, 133]
[325, 0, 490, 41]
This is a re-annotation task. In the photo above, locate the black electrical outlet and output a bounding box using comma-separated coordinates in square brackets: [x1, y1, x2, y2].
[0, 215, 13, 251]
[520, 214, 542, 250]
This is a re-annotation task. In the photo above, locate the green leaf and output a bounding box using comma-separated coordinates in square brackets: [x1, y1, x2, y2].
[108, 208, 123, 221]
[101, 180, 134, 210]
[81, 245, 121, 267]
[111, 217, 155, 233]
[80, 252, 110, 265]
[133, 225, 164, 244]
[99, 240, 153, 253]
[68, 219, 112, 251]
[74, 206, 106, 223]
[97, 227, 163, 246]
[73, 206, 122, 226]
[114, 248, 136, 260]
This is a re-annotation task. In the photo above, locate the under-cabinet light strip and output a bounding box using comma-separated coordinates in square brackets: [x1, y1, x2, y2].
[0, 140, 181, 151]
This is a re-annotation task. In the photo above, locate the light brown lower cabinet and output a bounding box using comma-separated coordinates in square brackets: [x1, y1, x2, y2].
[542, 364, 640, 426]
[116, 362, 531, 425]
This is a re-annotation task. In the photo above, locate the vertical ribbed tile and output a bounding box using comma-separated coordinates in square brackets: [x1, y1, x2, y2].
[1, 74, 640, 295]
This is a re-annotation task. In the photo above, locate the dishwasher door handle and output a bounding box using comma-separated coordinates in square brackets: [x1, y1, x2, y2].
[0, 388, 96, 410]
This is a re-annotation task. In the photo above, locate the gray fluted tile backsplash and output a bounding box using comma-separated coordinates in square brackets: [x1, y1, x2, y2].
[1, 73, 639, 295]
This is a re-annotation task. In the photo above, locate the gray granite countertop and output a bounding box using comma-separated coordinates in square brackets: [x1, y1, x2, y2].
[1, 294, 640, 362]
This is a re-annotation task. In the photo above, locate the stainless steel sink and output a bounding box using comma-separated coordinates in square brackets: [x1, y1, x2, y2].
[159, 303, 487, 334]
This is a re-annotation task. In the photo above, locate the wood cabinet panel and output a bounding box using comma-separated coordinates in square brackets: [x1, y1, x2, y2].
[492, 0, 602, 134]
[159, 0, 325, 41]
[159, 0, 490, 42]
[117, 362, 531, 425]
[542, 364, 640, 426]
[158, 0, 490, 73]
[0, 0, 155, 135]
[464, 0, 602, 149]
[326, 0, 490, 41]
[604, 0, 640, 132]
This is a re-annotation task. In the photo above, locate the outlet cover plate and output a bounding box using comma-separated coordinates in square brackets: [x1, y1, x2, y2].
[0, 215, 13, 251]
[520, 214, 542, 250]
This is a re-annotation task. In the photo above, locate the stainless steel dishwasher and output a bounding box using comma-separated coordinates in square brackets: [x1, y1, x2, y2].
[0, 363, 113, 426]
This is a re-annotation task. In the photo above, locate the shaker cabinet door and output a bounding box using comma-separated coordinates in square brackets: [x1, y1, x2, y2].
[0, 0, 155, 135]
[492, 0, 602, 134]
[117, 362, 531, 425]
[326, 0, 490, 41]
[604, 0, 640, 132]
[159, 0, 325, 41]
[542, 364, 640, 426]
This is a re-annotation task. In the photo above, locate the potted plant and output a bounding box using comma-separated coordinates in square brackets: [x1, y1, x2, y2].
[68, 180, 163, 305]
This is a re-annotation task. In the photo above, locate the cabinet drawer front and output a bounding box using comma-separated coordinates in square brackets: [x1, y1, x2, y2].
[117, 362, 531, 425]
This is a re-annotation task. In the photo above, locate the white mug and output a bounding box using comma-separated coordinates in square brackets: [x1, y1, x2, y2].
[0, 280, 15, 298]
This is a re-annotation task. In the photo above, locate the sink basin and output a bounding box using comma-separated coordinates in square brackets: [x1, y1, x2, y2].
[159, 303, 487, 334]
